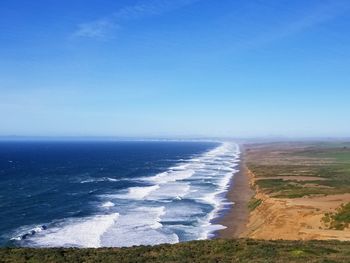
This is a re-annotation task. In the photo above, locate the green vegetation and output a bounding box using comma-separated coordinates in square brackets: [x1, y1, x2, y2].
[1, 239, 350, 263]
[254, 178, 350, 198]
[246, 142, 350, 198]
[323, 203, 350, 230]
[248, 198, 262, 211]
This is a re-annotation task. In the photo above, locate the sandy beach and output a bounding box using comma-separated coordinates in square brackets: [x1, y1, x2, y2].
[216, 148, 254, 238]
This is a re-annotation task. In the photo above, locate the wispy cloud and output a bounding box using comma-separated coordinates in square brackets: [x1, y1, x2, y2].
[272, 1, 348, 39]
[205, 0, 350, 58]
[74, 19, 119, 38]
[248, 0, 350, 47]
[74, 0, 201, 39]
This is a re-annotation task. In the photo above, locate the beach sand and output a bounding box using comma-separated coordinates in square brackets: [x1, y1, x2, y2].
[216, 155, 254, 238]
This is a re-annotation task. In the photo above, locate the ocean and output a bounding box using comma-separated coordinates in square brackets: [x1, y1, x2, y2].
[0, 140, 240, 248]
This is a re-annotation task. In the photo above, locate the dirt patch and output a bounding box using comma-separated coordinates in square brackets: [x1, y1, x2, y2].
[241, 169, 350, 241]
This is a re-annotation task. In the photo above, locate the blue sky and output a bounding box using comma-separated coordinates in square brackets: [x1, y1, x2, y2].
[1, 0, 350, 138]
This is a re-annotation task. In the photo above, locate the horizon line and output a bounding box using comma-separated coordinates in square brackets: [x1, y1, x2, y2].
[0, 135, 349, 142]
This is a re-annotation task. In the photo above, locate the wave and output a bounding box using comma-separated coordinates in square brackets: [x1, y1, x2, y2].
[80, 177, 119, 184]
[11, 225, 47, 241]
[20, 206, 179, 248]
[14, 141, 240, 248]
[108, 141, 240, 240]
[145, 169, 195, 184]
[111, 185, 161, 200]
[22, 213, 120, 248]
[101, 201, 115, 208]
[100, 206, 179, 247]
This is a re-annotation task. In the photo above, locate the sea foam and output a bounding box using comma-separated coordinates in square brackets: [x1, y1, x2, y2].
[14, 142, 240, 248]
[24, 213, 120, 248]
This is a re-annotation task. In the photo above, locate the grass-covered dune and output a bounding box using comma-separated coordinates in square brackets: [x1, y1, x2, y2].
[2, 239, 350, 263]
[242, 141, 350, 240]
[246, 141, 350, 198]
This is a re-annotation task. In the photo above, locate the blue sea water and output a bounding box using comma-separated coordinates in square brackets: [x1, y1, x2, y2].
[0, 141, 240, 248]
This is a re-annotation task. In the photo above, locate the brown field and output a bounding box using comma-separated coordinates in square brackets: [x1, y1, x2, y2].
[240, 142, 350, 241]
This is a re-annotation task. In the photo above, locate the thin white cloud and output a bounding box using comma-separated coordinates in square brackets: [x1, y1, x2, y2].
[75, 19, 118, 38]
[247, 0, 350, 48]
[74, 0, 201, 39]
[274, 1, 348, 39]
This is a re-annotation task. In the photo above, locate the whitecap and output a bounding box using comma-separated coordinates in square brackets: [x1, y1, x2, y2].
[101, 201, 115, 208]
[15, 141, 241, 248]
[11, 225, 47, 241]
[146, 169, 195, 184]
[80, 177, 119, 184]
[27, 213, 120, 248]
[110, 185, 160, 200]
[100, 206, 179, 247]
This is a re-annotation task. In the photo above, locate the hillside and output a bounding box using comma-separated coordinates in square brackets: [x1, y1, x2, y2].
[1, 239, 350, 263]
[243, 142, 350, 240]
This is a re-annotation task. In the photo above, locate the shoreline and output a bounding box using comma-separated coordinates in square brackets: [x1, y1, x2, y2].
[215, 146, 254, 239]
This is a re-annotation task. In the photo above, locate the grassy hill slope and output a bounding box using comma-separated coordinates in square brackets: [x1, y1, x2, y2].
[2, 239, 350, 263]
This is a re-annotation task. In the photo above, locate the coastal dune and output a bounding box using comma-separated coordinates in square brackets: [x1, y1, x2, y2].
[242, 169, 350, 240]
[220, 142, 350, 241]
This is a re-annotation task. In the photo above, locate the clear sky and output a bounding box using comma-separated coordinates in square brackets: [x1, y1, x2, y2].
[1, 0, 350, 138]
